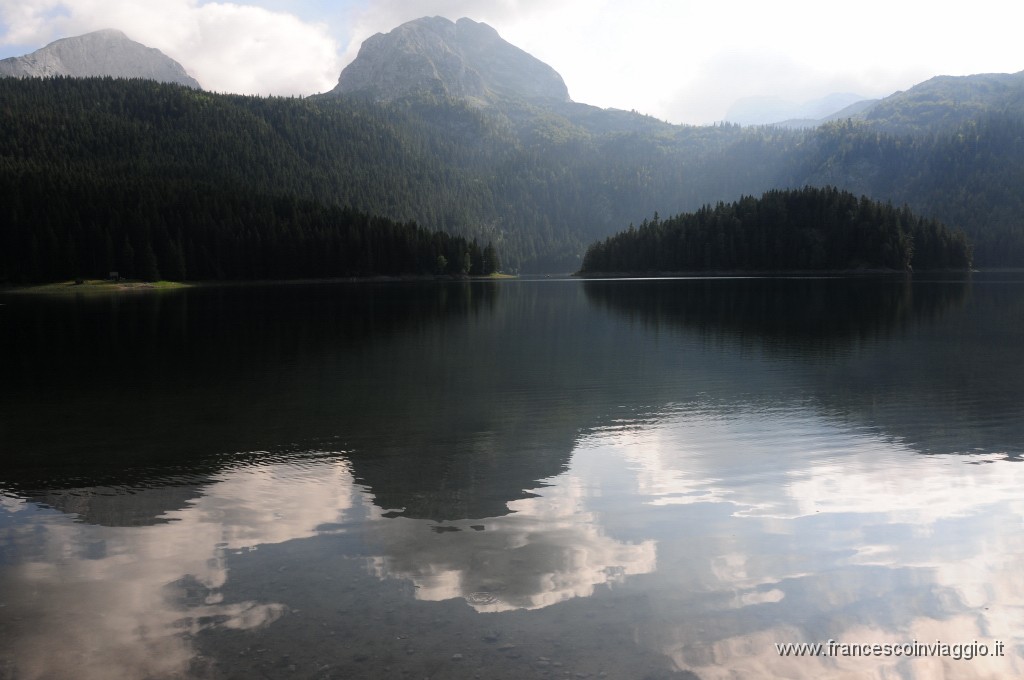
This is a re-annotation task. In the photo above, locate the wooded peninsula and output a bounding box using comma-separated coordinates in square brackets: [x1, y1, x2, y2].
[578, 187, 973, 275]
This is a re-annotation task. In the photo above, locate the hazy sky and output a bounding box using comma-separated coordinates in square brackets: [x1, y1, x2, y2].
[1, 0, 1022, 124]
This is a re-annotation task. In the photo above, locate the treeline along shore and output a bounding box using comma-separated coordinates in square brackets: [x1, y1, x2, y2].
[0, 174, 500, 284]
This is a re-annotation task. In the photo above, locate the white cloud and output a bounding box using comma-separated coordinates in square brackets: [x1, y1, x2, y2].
[0, 0, 62, 45]
[0, 0, 342, 95]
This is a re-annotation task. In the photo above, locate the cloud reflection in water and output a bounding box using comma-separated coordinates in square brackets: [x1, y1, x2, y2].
[1, 400, 1022, 679]
[364, 475, 658, 612]
[574, 406, 1024, 678]
[0, 459, 362, 680]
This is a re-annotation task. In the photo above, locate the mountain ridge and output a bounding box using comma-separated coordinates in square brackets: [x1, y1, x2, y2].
[771, 70, 1024, 130]
[859, 70, 1024, 132]
[0, 29, 201, 89]
[329, 16, 569, 105]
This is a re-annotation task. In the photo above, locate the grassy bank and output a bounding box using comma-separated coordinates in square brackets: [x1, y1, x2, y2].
[3, 279, 192, 295]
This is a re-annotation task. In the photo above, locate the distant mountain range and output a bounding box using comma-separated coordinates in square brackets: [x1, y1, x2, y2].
[327, 17, 1024, 136]
[726, 92, 871, 127]
[763, 72, 1024, 130]
[2, 17, 1024, 277]
[0, 29, 200, 88]
[4, 20, 1022, 135]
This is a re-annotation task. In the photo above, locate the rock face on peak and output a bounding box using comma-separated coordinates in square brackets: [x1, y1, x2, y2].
[331, 16, 569, 104]
[0, 29, 201, 88]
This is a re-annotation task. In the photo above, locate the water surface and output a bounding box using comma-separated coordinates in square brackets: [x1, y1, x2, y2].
[1, 275, 1023, 679]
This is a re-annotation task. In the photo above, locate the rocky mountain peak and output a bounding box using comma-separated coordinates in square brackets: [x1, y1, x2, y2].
[331, 16, 569, 104]
[0, 29, 201, 89]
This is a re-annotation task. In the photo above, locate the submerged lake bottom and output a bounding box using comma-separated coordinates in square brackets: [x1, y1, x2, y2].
[1, 274, 1023, 679]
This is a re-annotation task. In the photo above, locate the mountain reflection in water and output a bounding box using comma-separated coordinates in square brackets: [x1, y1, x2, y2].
[1, 275, 1023, 679]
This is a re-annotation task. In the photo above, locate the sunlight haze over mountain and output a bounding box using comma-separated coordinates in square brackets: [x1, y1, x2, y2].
[1, 0, 1021, 124]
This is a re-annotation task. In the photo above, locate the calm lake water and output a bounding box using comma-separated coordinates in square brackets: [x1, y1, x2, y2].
[1, 275, 1023, 679]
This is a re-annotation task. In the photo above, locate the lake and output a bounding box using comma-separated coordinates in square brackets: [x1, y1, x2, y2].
[1, 275, 1023, 679]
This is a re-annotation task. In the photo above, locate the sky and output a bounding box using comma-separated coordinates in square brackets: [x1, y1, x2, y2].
[1, 0, 1022, 125]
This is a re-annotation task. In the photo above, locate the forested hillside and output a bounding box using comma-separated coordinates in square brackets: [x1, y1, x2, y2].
[858, 71, 1024, 133]
[0, 78, 511, 281]
[0, 80, 502, 283]
[792, 117, 1024, 265]
[579, 187, 972, 274]
[0, 77, 791, 274]
[1, 76, 1022, 276]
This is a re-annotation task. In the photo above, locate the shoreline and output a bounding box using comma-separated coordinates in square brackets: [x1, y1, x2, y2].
[571, 268, 976, 278]
[3, 269, 999, 295]
[0, 273, 518, 295]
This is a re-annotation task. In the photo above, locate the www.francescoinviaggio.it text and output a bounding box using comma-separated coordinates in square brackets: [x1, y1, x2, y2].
[774, 639, 1005, 661]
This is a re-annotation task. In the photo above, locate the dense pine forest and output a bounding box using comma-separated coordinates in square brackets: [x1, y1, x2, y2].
[1, 76, 1022, 277]
[0, 78, 502, 282]
[0, 173, 499, 283]
[578, 187, 972, 274]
